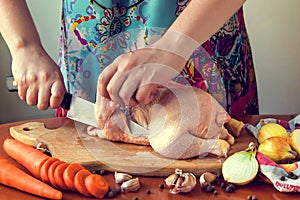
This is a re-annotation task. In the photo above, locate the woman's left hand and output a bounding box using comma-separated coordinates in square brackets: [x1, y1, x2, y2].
[97, 47, 186, 106]
[95, 46, 186, 129]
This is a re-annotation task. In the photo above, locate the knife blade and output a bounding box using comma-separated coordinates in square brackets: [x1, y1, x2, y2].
[63, 94, 150, 136]
[6, 76, 150, 136]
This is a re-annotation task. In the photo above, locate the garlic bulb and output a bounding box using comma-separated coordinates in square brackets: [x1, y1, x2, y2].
[258, 137, 297, 162]
[222, 142, 258, 185]
[170, 173, 196, 194]
[258, 123, 288, 143]
[165, 169, 196, 194]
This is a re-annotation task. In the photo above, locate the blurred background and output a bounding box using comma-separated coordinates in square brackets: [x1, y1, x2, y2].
[1, 0, 300, 123]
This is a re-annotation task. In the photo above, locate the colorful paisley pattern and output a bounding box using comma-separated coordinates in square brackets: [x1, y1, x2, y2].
[56, 0, 259, 117]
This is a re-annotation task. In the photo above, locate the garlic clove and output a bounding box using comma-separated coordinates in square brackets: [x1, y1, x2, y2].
[120, 178, 140, 192]
[258, 137, 297, 162]
[258, 123, 288, 144]
[199, 172, 217, 188]
[174, 176, 184, 188]
[181, 173, 197, 188]
[165, 173, 179, 187]
[114, 171, 132, 184]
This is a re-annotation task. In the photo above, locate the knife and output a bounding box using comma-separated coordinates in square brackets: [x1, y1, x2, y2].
[6, 76, 149, 135]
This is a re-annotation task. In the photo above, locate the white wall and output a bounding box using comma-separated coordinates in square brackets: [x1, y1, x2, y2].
[244, 0, 300, 114]
[0, 0, 300, 123]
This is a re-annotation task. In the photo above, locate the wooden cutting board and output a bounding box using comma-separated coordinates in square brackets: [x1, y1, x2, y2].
[9, 120, 257, 177]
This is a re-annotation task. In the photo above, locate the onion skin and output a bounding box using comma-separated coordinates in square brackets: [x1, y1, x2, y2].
[258, 123, 288, 144]
[258, 137, 297, 162]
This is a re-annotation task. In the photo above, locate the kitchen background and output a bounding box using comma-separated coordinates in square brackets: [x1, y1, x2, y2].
[1, 0, 300, 123]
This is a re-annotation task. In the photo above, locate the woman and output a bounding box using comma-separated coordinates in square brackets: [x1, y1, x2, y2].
[0, 0, 258, 124]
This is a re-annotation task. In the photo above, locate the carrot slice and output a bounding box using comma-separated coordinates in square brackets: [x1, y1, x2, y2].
[0, 156, 62, 199]
[48, 160, 64, 188]
[3, 138, 50, 178]
[53, 162, 69, 190]
[63, 163, 84, 191]
[40, 157, 59, 183]
[73, 169, 92, 197]
[85, 174, 109, 198]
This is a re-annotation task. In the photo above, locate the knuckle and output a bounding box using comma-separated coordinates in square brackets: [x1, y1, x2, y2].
[28, 74, 38, 83]
[40, 72, 50, 82]
[97, 74, 106, 85]
[19, 76, 27, 86]
[117, 56, 136, 72]
[52, 71, 61, 80]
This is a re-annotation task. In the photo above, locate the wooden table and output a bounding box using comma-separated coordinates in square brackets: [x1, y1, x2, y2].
[0, 115, 299, 200]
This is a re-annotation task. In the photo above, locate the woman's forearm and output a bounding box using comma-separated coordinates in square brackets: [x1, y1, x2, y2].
[170, 0, 246, 45]
[151, 0, 246, 63]
[0, 0, 42, 55]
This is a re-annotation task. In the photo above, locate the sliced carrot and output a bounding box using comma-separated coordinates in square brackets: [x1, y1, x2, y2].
[40, 157, 59, 183]
[63, 163, 85, 191]
[85, 174, 109, 198]
[73, 169, 92, 197]
[48, 160, 64, 188]
[3, 138, 50, 178]
[0, 157, 62, 199]
[53, 162, 69, 190]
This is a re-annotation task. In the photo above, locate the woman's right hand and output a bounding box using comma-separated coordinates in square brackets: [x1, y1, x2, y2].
[11, 45, 66, 110]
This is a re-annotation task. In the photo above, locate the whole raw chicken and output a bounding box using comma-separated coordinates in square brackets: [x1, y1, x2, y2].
[87, 85, 244, 159]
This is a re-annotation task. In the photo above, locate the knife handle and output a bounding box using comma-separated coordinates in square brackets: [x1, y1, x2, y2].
[6, 75, 72, 110]
[60, 93, 72, 110]
[6, 76, 18, 92]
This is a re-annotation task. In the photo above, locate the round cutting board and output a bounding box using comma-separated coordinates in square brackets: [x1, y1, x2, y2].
[9, 120, 256, 177]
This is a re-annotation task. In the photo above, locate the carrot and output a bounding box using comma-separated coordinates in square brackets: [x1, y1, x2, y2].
[85, 174, 109, 198]
[73, 169, 92, 197]
[48, 160, 65, 188]
[40, 157, 59, 183]
[0, 156, 62, 199]
[53, 162, 70, 190]
[3, 138, 49, 178]
[63, 163, 85, 191]
[3, 138, 110, 198]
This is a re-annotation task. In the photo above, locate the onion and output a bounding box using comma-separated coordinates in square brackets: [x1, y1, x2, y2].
[258, 137, 297, 162]
[258, 123, 288, 144]
[222, 143, 259, 185]
[288, 129, 300, 155]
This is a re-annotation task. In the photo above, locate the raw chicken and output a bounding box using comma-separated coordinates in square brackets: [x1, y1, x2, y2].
[87, 86, 244, 159]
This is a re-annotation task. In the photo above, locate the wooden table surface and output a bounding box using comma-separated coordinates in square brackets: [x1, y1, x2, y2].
[0, 115, 300, 200]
